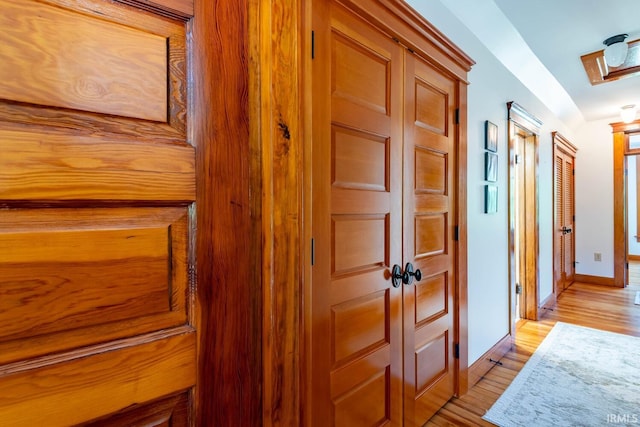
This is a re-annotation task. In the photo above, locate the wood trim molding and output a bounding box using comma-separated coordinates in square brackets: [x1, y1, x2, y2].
[613, 128, 628, 288]
[507, 101, 542, 135]
[334, 0, 474, 81]
[193, 1, 262, 425]
[581, 38, 640, 86]
[116, 0, 194, 20]
[574, 274, 616, 287]
[552, 131, 578, 156]
[539, 291, 556, 313]
[468, 334, 512, 389]
[629, 254, 640, 261]
[507, 101, 542, 326]
[250, 0, 303, 425]
[456, 80, 469, 397]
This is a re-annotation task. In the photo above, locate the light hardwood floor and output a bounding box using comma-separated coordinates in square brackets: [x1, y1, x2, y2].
[426, 271, 640, 426]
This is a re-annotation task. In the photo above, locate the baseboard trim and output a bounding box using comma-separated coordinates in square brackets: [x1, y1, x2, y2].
[539, 292, 556, 316]
[468, 334, 513, 388]
[574, 274, 616, 287]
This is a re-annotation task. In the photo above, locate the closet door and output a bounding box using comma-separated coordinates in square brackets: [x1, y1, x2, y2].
[403, 53, 458, 425]
[554, 141, 576, 293]
[309, 2, 403, 425]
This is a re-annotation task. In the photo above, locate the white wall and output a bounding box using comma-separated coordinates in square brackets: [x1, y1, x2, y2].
[574, 120, 615, 277]
[408, 1, 574, 364]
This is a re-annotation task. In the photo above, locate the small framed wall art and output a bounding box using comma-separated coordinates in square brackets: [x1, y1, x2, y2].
[485, 184, 498, 214]
[485, 152, 498, 182]
[485, 120, 498, 152]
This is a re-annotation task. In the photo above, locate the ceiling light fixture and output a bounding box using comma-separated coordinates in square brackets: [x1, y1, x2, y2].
[621, 104, 637, 123]
[603, 34, 629, 67]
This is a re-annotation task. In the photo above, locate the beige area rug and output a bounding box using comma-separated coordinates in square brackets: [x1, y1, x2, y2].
[483, 322, 640, 427]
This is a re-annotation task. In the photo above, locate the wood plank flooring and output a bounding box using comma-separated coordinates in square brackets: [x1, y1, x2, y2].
[426, 273, 640, 426]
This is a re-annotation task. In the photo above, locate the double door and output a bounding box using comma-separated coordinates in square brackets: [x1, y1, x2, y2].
[308, 2, 462, 425]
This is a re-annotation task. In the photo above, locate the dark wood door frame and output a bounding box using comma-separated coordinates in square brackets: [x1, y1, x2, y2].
[507, 102, 542, 329]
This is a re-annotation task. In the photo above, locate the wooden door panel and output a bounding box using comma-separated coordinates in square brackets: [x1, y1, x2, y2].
[84, 392, 190, 427]
[333, 126, 389, 191]
[0, 131, 194, 201]
[0, 207, 189, 364]
[0, 0, 167, 122]
[415, 273, 448, 324]
[404, 54, 456, 425]
[0, 332, 194, 427]
[0, 0, 187, 139]
[311, 3, 403, 425]
[332, 215, 387, 274]
[0, 1, 196, 424]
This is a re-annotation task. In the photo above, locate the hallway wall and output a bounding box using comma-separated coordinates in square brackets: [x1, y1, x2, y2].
[408, 1, 574, 364]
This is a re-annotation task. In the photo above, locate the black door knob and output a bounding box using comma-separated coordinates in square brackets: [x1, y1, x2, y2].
[391, 264, 408, 288]
[404, 262, 422, 285]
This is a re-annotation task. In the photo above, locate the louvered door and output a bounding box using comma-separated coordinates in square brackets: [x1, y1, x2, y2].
[553, 133, 577, 296]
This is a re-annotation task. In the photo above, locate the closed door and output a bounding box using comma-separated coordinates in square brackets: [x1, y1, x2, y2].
[309, 2, 404, 424]
[402, 52, 458, 426]
[308, 2, 459, 425]
[0, 1, 196, 424]
[554, 145, 576, 293]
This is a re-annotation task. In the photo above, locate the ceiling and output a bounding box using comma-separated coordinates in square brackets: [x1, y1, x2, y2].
[410, 0, 640, 126]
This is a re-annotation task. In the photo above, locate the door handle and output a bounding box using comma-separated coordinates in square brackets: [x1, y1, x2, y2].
[403, 262, 422, 285]
[562, 226, 572, 235]
[391, 264, 408, 288]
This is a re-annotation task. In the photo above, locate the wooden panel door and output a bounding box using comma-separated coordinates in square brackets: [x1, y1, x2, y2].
[554, 141, 576, 294]
[0, 1, 196, 425]
[309, 2, 403, 425]
[403, 52, 458, 425]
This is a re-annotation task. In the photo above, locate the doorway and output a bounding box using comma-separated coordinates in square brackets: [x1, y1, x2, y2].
[552, 132, 577, 301]
[508, 102, 541, 326]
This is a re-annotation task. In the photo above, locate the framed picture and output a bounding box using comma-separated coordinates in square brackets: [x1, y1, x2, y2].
[485, 152, 498, 182]
[485, 184, 498, 214]
[485, 120, 498, 152]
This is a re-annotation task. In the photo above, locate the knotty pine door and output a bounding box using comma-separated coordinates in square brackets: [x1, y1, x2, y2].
[309, 2, 460, 425]
[0, 1, 196, 425]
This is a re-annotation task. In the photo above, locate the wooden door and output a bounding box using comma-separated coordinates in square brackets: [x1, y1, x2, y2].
[0, 1, 196, 425]
[402, 52, 458, 426]
[512, 121, 538, 321]
[553, 134, 576, 294]
[309, 2, 404, 425]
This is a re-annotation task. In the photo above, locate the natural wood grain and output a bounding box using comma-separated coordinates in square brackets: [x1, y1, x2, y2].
[0, 207, 188, 365]
[0, 332, 195, 427]
[84, 392, 189, 426]
[0, 0, 187, 139]
[117, 0, 194, 19]
[0, 130, 194, 201]
[193, 0, 261, 425]
[426, 281, 640, 426]
[0, 0, 167, 122]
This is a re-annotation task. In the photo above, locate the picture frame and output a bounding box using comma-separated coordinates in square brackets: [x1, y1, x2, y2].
[485, 152, 498, 182]
[485, 184, 498, 214]
[485, 120, 498, 152]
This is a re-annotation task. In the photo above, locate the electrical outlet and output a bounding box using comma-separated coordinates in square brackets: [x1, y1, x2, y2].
[594, 252, 602, 262]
